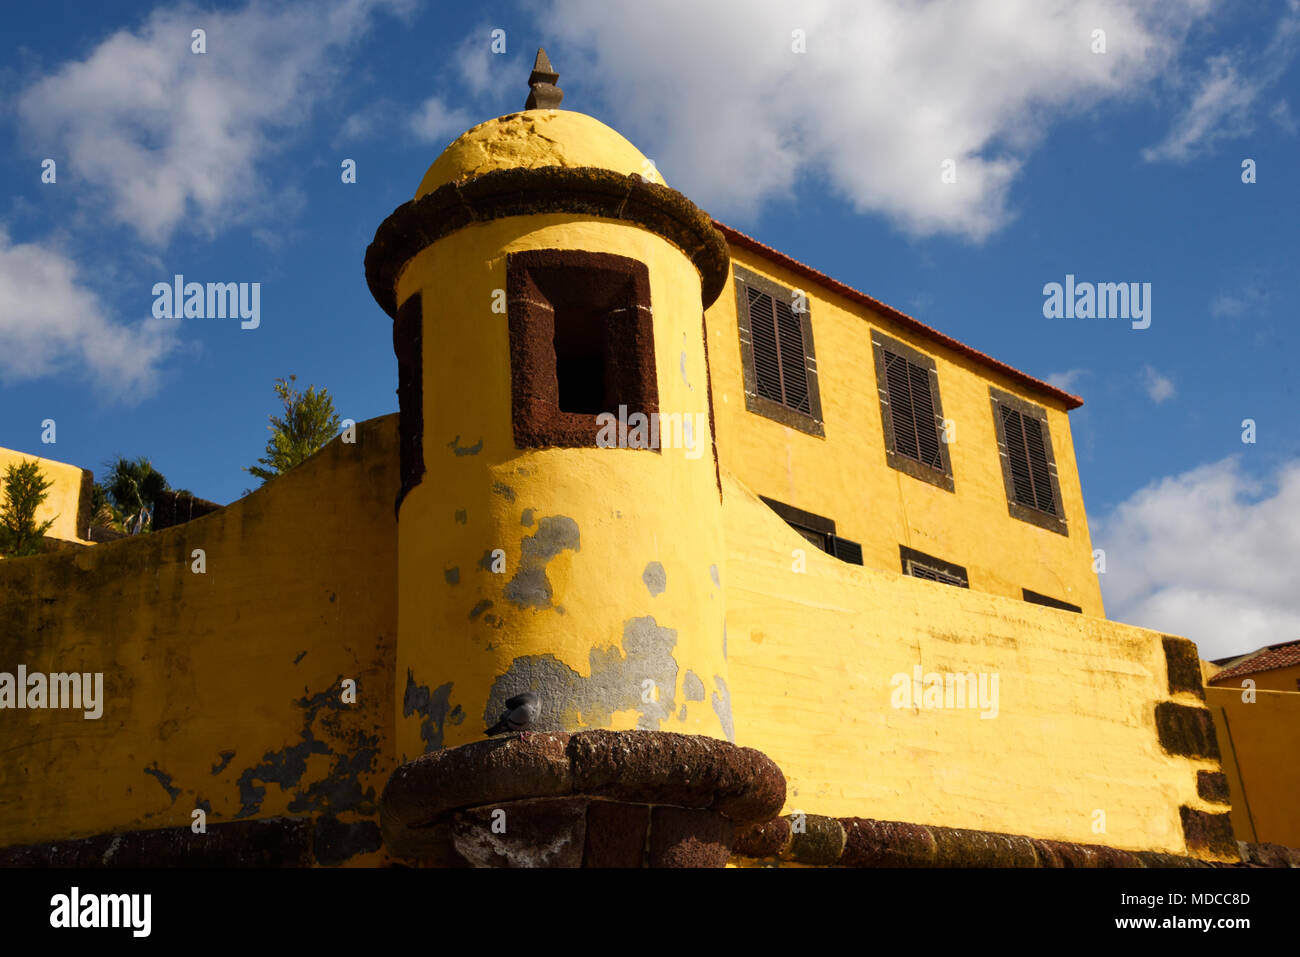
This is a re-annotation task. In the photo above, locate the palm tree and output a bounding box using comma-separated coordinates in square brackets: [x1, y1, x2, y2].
[101, 457, 171, 534]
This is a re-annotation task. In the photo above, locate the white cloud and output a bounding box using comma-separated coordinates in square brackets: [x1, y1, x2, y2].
[410, 96, 474, 144]
[1142, 364, 1176, 403]
[17, 0, 412, 245]
[1144, 0, 1300, 162]
[1047, 368, 1089, 392]
[538, 0, 1213, 240]
[1093, 456, 1300, 660]
[1269, 98, 1299, 134]
[0, 228, 179, 401]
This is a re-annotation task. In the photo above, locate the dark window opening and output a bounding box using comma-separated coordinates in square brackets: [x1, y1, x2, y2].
[552, 305, 606, 414]
[507, 251, 657, 449]
[899, 545, 968, 588]
[1022, 589, 1081, 613]
[760, 496, 862, 565]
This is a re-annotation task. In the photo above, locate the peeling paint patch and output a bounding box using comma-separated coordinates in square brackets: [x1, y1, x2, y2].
[454, 508, 468, 524]
[710, 564, 720, 587]
[448, 435, 483, 456]
[521, 508, 535, 526]
[234, 681, 378, 819]
[477, 549, 497, 571]
[444, 566, 460, 585]
[683, 670, 706, 702]
[492, 481, 517, 502]
[195, 798, 213, 815]
[711, 675, 735, 743]
[402, 670, 463, 753]
[211, 750, 236, 776]
[293, 650, 308, 665]
[642, 561, 666, 597]
[678, 703, 687, 721]
[504, 515, 580, 609]
[680, 349, 691, 389]
[144, 764, 180, 802]
[469, 599, 493, 620]
[486, 616, 679, 733]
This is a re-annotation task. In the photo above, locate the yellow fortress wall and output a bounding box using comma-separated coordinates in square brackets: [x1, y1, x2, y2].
[720, 473, 1224, 856]
[0, 448, 93, 549]
[0, 417, 399, 864]
[703, 241, 1103, 616]
[1207, 686, 1300, 847]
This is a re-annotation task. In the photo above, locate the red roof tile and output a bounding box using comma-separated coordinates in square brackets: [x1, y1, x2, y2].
[1209, 640, 1300, 683]
[713, 220, 1085, 411]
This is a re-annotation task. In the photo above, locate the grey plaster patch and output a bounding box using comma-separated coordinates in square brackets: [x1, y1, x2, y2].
[454, 509, 468, 525]
[521, 508, 535, 526]
[448, 435, 483, 456]
[642, 561, 666, 597]
[492, 481, 517, 502]
[678, 703, 688, 720]
[444, 566, 460, 585]
[293, 650, 308, 665]
[680, 350, 691, 389]
[477, 549, 497, 572]
[683, 670, 706, 702]
[711, 675, 735, 743]
[709, 564, 720, 587]
[469, 599, 493, 620]
[504, 515, 580, 609]
[485, 615, 679, 733]
[211, 750, 236, 776]
[402, 670, 465, 754]
[144, 764, 181, 802]
[234, 681, 379, 819]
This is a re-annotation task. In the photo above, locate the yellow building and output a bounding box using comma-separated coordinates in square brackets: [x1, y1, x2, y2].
[1, 51, 1294, 868]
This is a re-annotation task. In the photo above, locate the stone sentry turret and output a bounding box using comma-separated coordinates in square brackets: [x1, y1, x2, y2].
[365, 51, 779, 865]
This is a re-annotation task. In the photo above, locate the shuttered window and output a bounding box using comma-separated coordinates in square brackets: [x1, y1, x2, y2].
[871, 331, 953, 491]
[747, 287, 811, 414]
[734, 266, 824, 436]
[998, 404, 1056, 514]
[883, 350, 942, 469]
[899, 546, 968, 588]
[989, 387, 1067, 535]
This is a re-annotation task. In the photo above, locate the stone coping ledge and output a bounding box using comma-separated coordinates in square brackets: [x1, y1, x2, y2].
[365, 166, 731, 319]
[734, 815, 1300, 868]
[381, 730, 785, 858]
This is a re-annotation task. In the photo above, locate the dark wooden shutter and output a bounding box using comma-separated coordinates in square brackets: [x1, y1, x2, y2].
[1000, 404, 1056, 515]
[747, 286, 811, 414]
[747, 287, 784, 404]
[884, 350, 942, 469]
[906, 560, 967, 587]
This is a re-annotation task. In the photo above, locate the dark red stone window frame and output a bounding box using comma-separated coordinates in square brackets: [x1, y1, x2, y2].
[507, 249, 658, 449]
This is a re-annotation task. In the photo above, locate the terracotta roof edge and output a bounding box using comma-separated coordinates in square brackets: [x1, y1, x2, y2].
[713, 220, 1085, 411]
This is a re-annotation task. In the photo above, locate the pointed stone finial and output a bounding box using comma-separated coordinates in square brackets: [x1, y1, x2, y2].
[526, 48, 563, 109]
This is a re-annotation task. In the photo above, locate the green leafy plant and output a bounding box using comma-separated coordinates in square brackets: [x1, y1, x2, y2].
[0, 459, 57, 557]
[244, 375, 342, 485]
[102, 457, 171, 534]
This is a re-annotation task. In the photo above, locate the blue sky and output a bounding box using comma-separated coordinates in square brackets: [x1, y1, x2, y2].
[1, 0, 1297, 658]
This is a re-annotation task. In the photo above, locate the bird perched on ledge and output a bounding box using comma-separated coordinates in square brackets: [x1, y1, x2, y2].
[486, 692, 542, 741]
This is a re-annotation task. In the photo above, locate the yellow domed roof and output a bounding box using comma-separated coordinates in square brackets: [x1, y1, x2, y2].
[415, 109, 667, 199]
